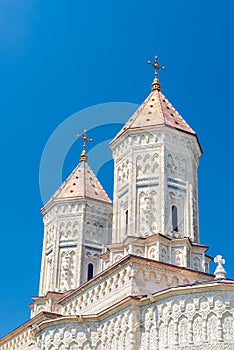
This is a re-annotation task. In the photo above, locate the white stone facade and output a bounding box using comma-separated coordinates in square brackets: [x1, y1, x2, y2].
[2, 286, 234, 350]
[39, 199, 112, 296]
[111, 128, 201, 245]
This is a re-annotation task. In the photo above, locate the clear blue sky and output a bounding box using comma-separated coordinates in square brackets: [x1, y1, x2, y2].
[0, 0, 234, 337]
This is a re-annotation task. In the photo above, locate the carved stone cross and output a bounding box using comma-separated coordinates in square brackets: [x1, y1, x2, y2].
[214, 254, 226, 279]
[214, 255, 225, 267]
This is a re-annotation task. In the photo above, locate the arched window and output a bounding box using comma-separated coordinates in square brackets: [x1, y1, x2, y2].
[125, 210, 128, 235]
[172, 205, 178, 232]
[87, 263, 94, 281]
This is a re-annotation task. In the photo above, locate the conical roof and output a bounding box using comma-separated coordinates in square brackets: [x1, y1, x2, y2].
[43, 160, 111, 210]
[111, 85, 196, 144]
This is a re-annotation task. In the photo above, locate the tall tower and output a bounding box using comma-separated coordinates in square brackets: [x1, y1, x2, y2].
[39, 132, 112, 296]
[110, 56, 202, 244]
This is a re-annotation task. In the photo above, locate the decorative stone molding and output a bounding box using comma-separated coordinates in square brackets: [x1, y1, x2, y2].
[4, 287, 233, 350]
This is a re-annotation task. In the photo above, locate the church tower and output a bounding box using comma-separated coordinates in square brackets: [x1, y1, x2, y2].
[38, 132, 112, 296]
[110, 56, 201, 243]
[107, 56, 209, 273]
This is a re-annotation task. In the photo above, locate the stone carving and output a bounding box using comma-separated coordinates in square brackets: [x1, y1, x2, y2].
[3, 290, 234, 350]
[192, 256, 201, 271]
[117, 160, 130, 183]
[148, 247, 157, 260]
[174, 249, 183, 266]
[193, 315, 203, 344]
[60, 221, 79, 241]
[214, 255, 226, 279]
[207, 313, 218, 342]
[45, 256, 53, 291]
[46, 226, 54, 249]
[160, 245, 168, 262]
[166, 151, 186, 178]
[223, 313, 234, 341]
[59, 251, 75, 291]
[138, 190, 157, 235]
[136, 153, 159, 180]
[179, 316, 188, 345]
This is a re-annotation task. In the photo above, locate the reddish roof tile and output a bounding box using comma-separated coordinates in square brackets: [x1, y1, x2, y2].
[44, 161, 112, 208]
[112, 88, 195, 144]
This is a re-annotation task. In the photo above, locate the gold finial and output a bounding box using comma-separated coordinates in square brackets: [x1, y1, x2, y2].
[77, 129, 93, 162]
[147, 55, 165, 91]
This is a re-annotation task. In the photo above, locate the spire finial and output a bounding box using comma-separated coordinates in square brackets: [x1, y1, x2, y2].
[147, 55, 165, 91]
[214, 254, 227, 279]
[77, 129, 93, 162]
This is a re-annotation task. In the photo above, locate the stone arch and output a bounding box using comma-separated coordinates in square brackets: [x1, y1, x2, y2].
[213, 293, 225, 311]
[58, 344, 66, 350]
[171, 299, 180, 319]
[68, 341, 79, 349]
[48, 345, 56, 350]
[199, 295, 209, 314]
[66, 221, 72, 229]
[184, 297, 194, 314]
[73, 220, 79, 227]
[114, 254, 122, 262]
[159, 321, 167, 348]
[148, 247, 156, 259]
[37, 305, 44, 313]
[134, 247, 143, 256]
[152, 162, 159, 173]
[168, 318, 176, 346]
[149, 269, 157, 282]
[222, 311, 233, 341]
[160, 273, 168, 290]
[193, 313, 203, 344]
[171, 275, 179, 287]
[183, 278, 190, 284]
[53, 329, 61, 343]
[82, 341, 90, 350]
[207, 312, 218, 342]
[144, 163, 151, 175]
[178, 315, 188, 345]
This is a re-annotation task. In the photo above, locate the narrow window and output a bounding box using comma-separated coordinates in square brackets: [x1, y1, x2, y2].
[172, 205, 178, 232]
[125, 210, 128, 235]
[87, 263, 94, 281]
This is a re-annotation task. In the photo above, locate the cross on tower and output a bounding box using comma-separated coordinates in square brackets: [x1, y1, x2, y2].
[77, 129, 93, 162]
[214, 254, 227, 279]
[214, 255, 225, 267]
[147, 55, 165, 79]
[77, 129, 93, 151]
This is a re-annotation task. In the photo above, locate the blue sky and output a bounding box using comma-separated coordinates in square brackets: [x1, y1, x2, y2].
[0, 0, 234, 337]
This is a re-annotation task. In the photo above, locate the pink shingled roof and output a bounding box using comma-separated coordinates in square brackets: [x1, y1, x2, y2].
[112, 88, 195, 144]
[44, 161, 112, 207]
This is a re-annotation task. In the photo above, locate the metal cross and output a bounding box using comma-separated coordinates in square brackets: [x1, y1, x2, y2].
[147, 55, 165, 79]
[77, 129, 93, 151]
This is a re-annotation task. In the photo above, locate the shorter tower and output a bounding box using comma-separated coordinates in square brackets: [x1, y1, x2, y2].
[39, 132, 112, 296]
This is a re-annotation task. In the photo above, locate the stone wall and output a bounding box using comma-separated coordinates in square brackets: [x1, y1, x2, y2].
[2, 286, 232, 350]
